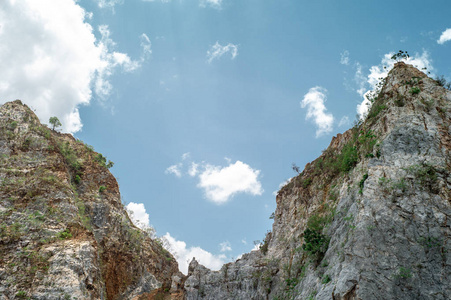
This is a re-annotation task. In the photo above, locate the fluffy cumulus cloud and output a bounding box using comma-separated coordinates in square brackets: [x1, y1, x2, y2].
[200, 0, 223, 9]
[165, 154, 263, 204]
[0, 0, 151, 133]
[301, 87, 334, 137]
[126, 202, 150, 230]
[207, 42, 238, 63]
[198, 161, 263, 204]
[355, 51, 433, 119]
[162, 233, 227, 274]
[437, 28, 451, 44]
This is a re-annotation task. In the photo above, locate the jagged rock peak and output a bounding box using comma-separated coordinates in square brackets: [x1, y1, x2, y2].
[184, 63, 451, 300]
[0, 100, 184, 299]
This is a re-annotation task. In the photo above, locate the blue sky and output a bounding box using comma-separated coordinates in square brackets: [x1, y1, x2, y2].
[1, 0, 451, 273]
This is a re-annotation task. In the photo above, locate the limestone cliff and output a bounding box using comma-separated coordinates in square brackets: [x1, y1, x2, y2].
[184, 62, 451, 299]
[0, 100, 183, 299]
[1, 62, 450, 300]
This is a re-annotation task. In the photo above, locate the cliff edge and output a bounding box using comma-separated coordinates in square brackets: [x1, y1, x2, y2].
[0, 100, 183, 299]
[183, 62, 451, 300]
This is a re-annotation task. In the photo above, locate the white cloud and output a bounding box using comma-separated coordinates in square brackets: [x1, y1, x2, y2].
[241, 239, 247, 245]
[188, 162, 199, 177]
[272, 178, 292, 196]
[338, 116, 350, 127]
[126, 202, 150, 230]
[95, 26, 151, 99]
[95, 0, 123, 10]
[162, 233, 227, 274]
[142, 0, 172, 3]
[165, 164, 182, 177]
[200, 0, 223, 9]
[301, 87, 334, 137]
[437, 28, 451, 44]
[0, 0, 151, 133]
[219, 241, 232, 252]
[182, 152, 190, 160]
[166, 155, 263, 204]
[207, 42, 238, 63]
[354, 62, 367, 97]
[198, 161, 263, 204]
[355, 51, 433, 119]
[340, 50, 350, 65]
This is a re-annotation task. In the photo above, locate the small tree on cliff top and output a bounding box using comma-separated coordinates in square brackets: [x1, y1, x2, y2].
[49, 116, 62, 131]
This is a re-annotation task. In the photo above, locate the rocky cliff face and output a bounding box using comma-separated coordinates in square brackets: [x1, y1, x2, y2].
[184, 62, 451, 299]
[1, 62, 450, 300]
[0, 100, 183, 299]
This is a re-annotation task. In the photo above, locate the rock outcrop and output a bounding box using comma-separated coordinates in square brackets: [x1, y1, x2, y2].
[0, 100, 183, 299]
[1, 62, 450, 300]
[184, 62, 451, 299]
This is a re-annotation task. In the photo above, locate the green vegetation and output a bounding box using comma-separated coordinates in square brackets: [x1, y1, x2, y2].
[9, 121, 18, 130]
[259, 231, 271, 255]
[99, 185, 107, 193]
[74, 174, 81, 184]
[367, 104, 387, 119]
[75, 197, 92, 231]
[418, 236, 441, 249]
[391, 50, 409, 62]
[435, 75, 451, 90]
[358, 173, 369, 194]
[302, 213, 332, 262]
[49, 116, 62, 130]
[58, 229, 72, 240]
[94, 153, 114, 169]
[406, 163, 439, 193]
[15, 291, 27, 298]
[321, 274, 331, 284]
[395, 267, 412, 279]
[58, 141, 82, 171]
[307, 291, 317, 300]
[409, 87, 421, 94]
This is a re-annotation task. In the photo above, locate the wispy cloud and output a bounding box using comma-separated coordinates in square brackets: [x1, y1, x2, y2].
[162, 233, 227, 274]
[142, 0, 173, 3]
[95, 0, 123, 10]
[200, 0, 223, 9]
[95, 26, 151, 99]
[219, 241, 232, 252]
[165, 154, 263, 204]
[165, 164, 183, 177]
[207, 42, 238, 63]
[340, 50, 350, 65]
[338, 116, 350, 127]
[301, 87, 334, 137]
[437, 28, 451, 44]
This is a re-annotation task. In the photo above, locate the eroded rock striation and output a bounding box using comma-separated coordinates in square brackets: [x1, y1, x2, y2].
[0, 100, 183, 299]
[184, 63, 451, 299]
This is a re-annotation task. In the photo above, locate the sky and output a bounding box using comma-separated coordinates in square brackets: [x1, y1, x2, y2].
[1, 0, 451, 274]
